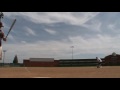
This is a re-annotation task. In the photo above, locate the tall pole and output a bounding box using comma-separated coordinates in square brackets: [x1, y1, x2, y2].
[3, 50, 6, 66]
[71, 46, 74, 60]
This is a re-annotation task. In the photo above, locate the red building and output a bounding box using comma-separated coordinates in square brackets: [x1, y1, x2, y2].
[23, 58, 59, 67]
[103, 52, 120, 65]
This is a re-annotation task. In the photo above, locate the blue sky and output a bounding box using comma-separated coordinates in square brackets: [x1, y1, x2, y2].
[1, 12, 120, 63]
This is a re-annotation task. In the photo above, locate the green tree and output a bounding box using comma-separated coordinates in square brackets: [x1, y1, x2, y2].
[13, 54, 18, 64]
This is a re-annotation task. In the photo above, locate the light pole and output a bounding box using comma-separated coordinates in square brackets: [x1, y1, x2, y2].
[3, 50, 7, 66]
[71, 46, 74, 60]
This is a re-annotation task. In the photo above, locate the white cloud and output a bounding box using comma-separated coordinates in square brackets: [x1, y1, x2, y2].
[44, 29, 56, 35]
[83, 20, 102, 32]
[24, 27, 36, 36]
[21, 41, 27, 44]
[108, 24, 115, 30]
[107, 23, 120, 34]
[68, 34, 120, 54]
[4, 12, 100, 26]
[6, 34, 16, 41]
[2, 22, 9, 29]
[3, 12, 19, 19]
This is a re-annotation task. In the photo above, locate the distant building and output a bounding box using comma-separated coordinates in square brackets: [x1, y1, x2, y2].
[23, 58, 59, 67]
[23, 52, 120, 67]
[103, 52, 120, 65]
[23, 58, 98, 67]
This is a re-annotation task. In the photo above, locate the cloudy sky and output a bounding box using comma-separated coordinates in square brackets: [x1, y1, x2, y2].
[0, 12, 120, 63]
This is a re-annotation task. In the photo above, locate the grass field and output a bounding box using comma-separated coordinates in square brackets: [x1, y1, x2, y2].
[0, 66, 120, 78]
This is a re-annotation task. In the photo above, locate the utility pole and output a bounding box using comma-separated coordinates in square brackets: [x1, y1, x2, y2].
[3, 50, 6, 66]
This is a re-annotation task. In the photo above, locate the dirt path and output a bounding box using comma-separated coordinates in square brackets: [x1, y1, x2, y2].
[0, 66, 120, 78]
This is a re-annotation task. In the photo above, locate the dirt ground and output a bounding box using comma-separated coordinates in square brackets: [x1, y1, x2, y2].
[0, 66, 120, 78]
